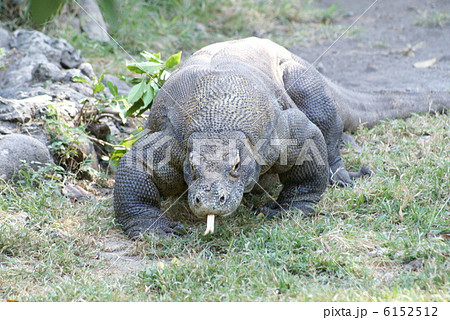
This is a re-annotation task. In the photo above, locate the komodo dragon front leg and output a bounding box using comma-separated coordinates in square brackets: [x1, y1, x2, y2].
[113, 130, 186, 237]
[281, 58, 370, 186]
[256, 108, 329, 217]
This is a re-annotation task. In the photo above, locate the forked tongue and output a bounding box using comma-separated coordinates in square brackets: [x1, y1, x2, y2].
[204, 215, 215, 235]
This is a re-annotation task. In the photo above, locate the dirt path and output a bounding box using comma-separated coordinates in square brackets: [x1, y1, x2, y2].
[297, 0, 449, 92]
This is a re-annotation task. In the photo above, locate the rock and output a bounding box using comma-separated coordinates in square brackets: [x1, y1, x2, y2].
[402, 258, 424, 272]
[101, 74, 132, 96]
[87, 121, 111, 141]
[0, 95, 52, 123]
[0, 28, 113, 177]
[61, 48, 83, 69]
[32, 62, 65, 82]
[62, 183, 94, 202]
[365, 64, 377, 73]
[315, 62, 326, 74]
[79, 62, 95, 79]
[11, 30, 63, 64]
[62, 68, 86, 82]
[0, 134, 53, 181]
[8, 211, 30, 225]
[76, 138, 99, 171]
[0, 27, 10, 48]
[1, 29, 87, 92]
[77, 0, 110, 42]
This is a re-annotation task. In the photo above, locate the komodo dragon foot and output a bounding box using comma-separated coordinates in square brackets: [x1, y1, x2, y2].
[125, 216, 185, 238]
[329, 160, 372, 187]
[255, 200, 316, 219]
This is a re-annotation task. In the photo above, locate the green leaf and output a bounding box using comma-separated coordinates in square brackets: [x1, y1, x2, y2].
[106, 80, 118, 97]
[126, 64, 145, 74]
[136, 104, 151, 117]
[165, 51, 182, 68]
[127, 82, 145, 105]
[93, 82, 105, 94]
[150, 81, 160, 96]
[98, 72, 105, 82]
[109, 127, 146, 166]
[140, 51, 162, 63]
[72, 75, 89, 83]
[160, 70, 171, 81]
[121, 76, 142, 85]
[109, 148, 127, 167]
[135, 61, 163, 74]
[142, 84, 154, 107]
[125, 99, 144, 117]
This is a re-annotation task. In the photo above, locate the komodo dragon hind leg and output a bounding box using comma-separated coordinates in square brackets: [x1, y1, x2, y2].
[281, 58, 370, 187]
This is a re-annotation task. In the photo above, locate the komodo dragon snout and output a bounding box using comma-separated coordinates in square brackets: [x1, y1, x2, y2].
[184, 131, 260, 218]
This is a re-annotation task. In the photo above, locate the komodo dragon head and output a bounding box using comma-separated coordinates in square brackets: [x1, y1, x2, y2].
[183, 131, 260, 219]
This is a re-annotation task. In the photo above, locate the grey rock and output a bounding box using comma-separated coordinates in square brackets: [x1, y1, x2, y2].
[315, 62, 326, 74]
[0, 28, 109, 176]
[403, 259, 424, 272]
[0, 121, 17, 135]
[63, 68, 86, 82]
[32, 62, 65, 82]
[1, 64, 36, 89]
[78, 0, 110, 42]
[365, 64, 378, 73]
[61, 48, 83, 69]
[0, 134, 53, 181]
[79, 62, 95, 79]
[2, 30, 85, 90]
[11, 30, 62, 64]
[0, 28, 10, 48]
[0, 95, 52, 123]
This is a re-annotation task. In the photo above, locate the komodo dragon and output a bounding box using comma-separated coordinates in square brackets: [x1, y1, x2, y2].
[114, 37, 448, 238]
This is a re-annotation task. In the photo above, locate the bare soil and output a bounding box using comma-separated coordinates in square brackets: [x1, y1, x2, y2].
[297, 0, 449, 92]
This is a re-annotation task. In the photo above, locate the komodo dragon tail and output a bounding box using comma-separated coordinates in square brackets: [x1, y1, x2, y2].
[324, 78, 449, 132]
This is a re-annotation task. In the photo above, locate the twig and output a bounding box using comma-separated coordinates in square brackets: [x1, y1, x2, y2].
[86, 135, 121, 148]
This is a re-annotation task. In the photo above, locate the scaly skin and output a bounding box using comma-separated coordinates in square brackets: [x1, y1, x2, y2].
[114, 37, 449, 238]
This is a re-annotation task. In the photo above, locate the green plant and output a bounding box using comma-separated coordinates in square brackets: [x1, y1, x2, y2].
[73, 73, 129, 125]
[43, 104, 93, 176]
[0, 48, 5, 69]
[317, 3, 339, 24]
[107, 51, 182, 166]
[123, 51, 182, 117]
[416, 10, 450, 27]
[12, 160, 68, 188]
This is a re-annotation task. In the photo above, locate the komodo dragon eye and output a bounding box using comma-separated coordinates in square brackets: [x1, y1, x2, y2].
[189, 152, 199, 179]
[230, 153, 241, 177]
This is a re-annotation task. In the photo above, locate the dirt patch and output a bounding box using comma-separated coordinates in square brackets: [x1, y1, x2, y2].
[296, 0, 449, 92]
[93, 230, 154, 277]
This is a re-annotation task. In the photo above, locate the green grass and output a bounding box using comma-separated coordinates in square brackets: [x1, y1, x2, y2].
[1, 112, 449, 301]
[416, 10, 450, 27]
